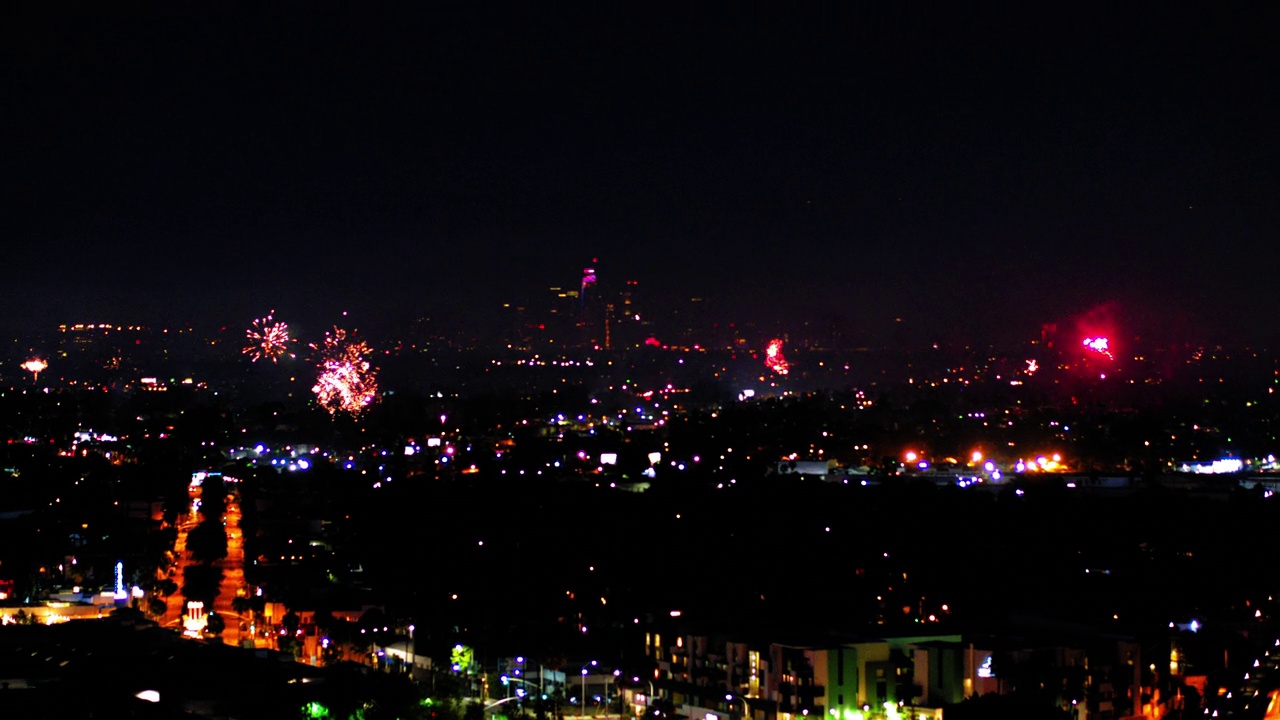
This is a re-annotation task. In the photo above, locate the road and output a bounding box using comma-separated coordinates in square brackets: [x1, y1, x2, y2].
[155, 480, 250, 647]
[213, 495, 247, 648]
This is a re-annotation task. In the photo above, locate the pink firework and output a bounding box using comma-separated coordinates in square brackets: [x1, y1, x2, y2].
[244, 313, 291, 363]
[765, 338, 790, 376]
[310, 327, 379, 417]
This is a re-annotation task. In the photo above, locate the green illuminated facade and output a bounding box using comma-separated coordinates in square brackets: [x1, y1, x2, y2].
[816, 635, 973, 720]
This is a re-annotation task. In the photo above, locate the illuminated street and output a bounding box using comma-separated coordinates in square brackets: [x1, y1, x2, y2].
[212, 490, 247, 648]
[155, 489, 197, 631]
[156, 478, 248, 647]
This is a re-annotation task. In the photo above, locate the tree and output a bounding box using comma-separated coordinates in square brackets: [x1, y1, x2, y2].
[232, 596, 255, 618]
[322, 639, 344, 666]
[181, 563, 224, 604]
[280, 635, 303, 658]
[946, 692, 1071, 720]
[206, 611, 226, 636]
[357, 606, 387, 633]
[313, 609, 337, 634]
[147, 595, 168, 618]
[186, 519, 229, 563]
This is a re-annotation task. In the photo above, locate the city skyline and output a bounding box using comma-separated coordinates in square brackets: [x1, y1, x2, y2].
[4, 5, 1277, 344]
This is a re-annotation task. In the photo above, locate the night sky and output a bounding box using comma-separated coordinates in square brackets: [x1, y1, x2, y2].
[4, 5, 1277, 344]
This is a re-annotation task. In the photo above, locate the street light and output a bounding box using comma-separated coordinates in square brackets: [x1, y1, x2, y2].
[611, 669, 621, 714]
[726, 694, 751, 720]
[579, 662, 600, 716]
[628, 675, 656, 714]
[502, 675, 542, 698]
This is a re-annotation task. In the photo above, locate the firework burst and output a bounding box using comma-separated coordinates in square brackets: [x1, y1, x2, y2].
[1082, 336, 1114, 360]
[21, 358, 47, 383]
[244, 313, 291, 363]
[764, 338, 790, 376]
[311, 327, 379, 417]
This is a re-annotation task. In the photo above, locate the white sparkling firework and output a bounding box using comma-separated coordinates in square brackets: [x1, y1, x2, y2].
[311, 327, 379, 417]
[1082, 337, 1114, 360]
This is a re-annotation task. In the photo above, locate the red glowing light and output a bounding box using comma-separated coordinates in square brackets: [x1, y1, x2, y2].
[765, 338, 790, 376]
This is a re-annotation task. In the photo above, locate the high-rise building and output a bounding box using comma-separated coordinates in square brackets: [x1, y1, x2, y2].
[577, 262, 601, 347]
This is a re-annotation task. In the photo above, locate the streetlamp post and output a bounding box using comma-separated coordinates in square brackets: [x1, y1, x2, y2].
[408, 624, 415, 677]
[632, 676, 656, 715]
[504, 675, 544, 702]
[726, 694, 751, 720]
[612, 669, 621, 715]
[579, 660, 599, 717]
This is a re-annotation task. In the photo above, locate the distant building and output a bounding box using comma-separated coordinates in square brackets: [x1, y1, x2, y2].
[646, 626, 1146, 720]
[776, 460, 839, 477]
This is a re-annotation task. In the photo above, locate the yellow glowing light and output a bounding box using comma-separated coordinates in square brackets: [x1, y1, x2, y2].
[905, 451, 918, 462]
[21, 358, 47, 382]
[971, 451, 983, 463]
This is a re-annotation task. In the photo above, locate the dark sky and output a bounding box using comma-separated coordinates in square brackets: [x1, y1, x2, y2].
[3, 4, 1277, 344]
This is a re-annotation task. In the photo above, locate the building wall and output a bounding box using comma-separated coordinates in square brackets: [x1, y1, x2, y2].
[820, 647, 860, 711]
[850, 643, 891, 707]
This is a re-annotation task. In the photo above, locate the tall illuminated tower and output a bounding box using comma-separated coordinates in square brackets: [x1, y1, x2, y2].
[578, 260, 602, 347]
